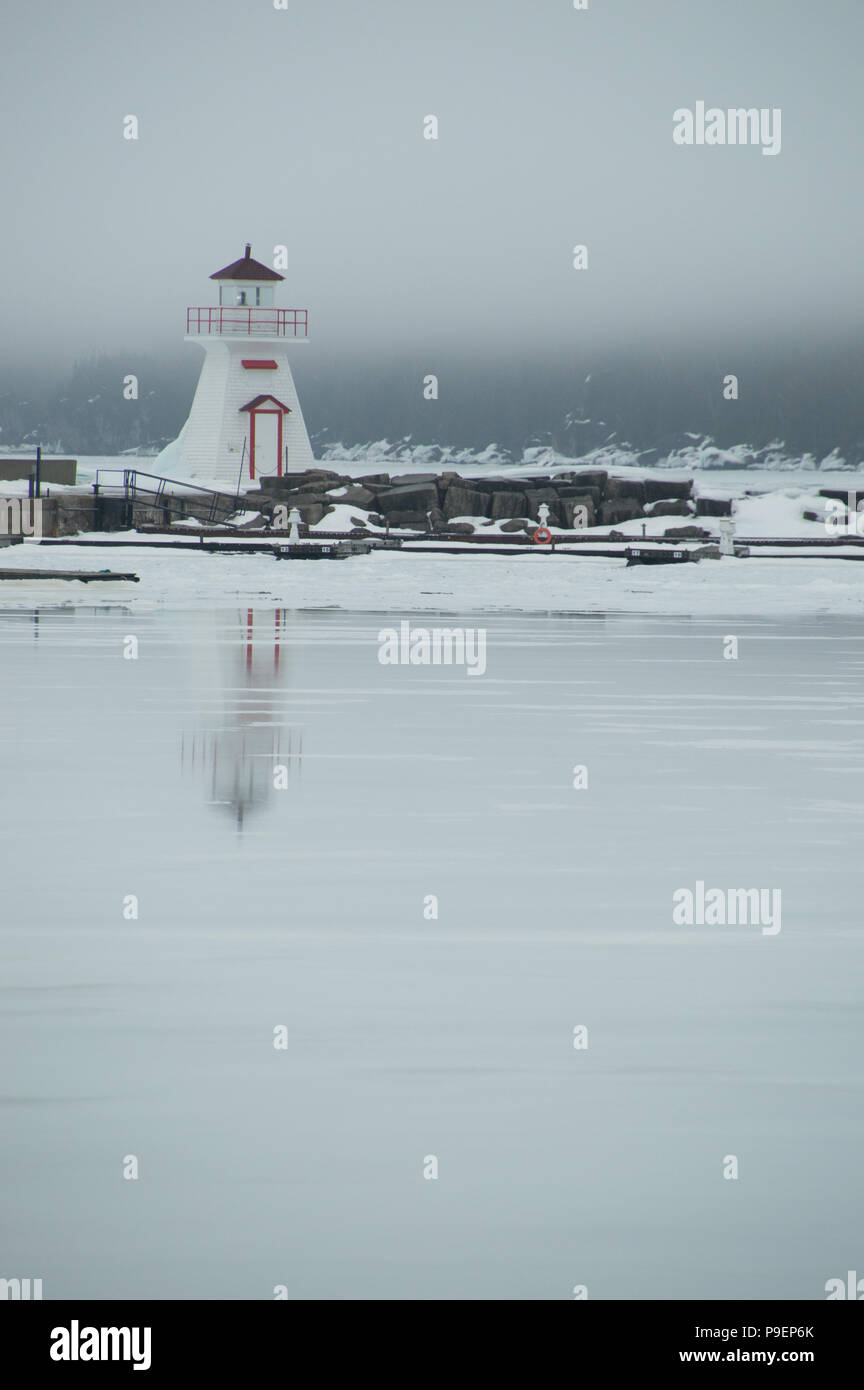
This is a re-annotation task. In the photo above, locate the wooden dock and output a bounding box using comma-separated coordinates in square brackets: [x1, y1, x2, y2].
[23, 531, 864, 562]
[0, 568, 140, 582]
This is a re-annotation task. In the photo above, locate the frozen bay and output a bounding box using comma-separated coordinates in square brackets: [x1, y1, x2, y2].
[1, 605, 862, 1299]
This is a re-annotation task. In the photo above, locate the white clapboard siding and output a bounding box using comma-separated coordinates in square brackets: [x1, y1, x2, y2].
[175, 337, 315, 487]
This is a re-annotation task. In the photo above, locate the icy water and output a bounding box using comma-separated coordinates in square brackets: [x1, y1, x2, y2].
[1, 605, 862, 1301]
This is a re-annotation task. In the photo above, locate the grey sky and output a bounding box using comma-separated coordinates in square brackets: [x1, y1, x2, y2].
[2, 0, 862, 371]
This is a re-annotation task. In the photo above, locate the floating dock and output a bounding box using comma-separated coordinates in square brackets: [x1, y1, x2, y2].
[0, 568, 140, 582]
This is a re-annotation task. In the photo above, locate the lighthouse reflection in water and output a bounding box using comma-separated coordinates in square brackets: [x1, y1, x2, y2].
[180, 608, 302, 830]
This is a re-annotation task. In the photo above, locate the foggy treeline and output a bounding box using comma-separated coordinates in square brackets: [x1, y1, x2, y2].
[1, 340, 862, 465]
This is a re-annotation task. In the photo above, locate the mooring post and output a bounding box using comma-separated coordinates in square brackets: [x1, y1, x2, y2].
[718, 520, 735, 556]
[124, 470, 134, 530]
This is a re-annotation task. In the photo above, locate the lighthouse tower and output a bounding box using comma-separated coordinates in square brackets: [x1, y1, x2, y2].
[161, 245, 314, 488]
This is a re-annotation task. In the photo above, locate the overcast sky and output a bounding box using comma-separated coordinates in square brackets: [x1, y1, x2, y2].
[2, 0, 862, 374]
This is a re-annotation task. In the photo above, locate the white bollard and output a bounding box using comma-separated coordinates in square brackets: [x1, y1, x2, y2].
[718, 519, 735, 556]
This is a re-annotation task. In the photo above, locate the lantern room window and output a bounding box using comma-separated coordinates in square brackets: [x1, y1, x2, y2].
[216, 284, 275, 308]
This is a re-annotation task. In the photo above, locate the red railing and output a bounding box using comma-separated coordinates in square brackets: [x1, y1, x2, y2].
[186, 307, 309, 337]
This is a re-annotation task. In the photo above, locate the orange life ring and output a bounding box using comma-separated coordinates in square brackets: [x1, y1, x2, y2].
[533, 526, 552, 545]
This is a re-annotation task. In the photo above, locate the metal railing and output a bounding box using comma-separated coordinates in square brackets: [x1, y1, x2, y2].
[93, 469, 243, 526]
[185, 307, 309, 337]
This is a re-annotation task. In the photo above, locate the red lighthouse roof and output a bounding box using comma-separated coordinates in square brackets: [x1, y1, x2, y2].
[239, 394, 292, 413]
[210, 244, 284, 282]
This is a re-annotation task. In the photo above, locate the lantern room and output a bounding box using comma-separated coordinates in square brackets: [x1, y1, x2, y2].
[211, 243, 281, 308]
[186, 243, 308, 338]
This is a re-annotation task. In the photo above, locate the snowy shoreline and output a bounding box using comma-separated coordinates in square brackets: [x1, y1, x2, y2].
[2, 455, 863, 616]
[0, 543, 862, 617]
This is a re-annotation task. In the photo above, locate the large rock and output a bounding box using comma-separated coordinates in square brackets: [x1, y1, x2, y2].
[294, 501, 334, 526]
[257, 477, 299, 494]
[375, 482, 439, 515]
[457, 477, 494, 493]
[664, 524, 711, 539]
[555, 484, 602, 507]
[265, 490, 334, 525]
[643, 477, 693, 502]
[600, 499, 643, 525]
[821, 488, 864, 506]
[443, 521, 475, 534]
[333, 484, 376, 509]
[525, 488, 562, 525]
[276, 490, 330, 509]
[490, 490, 527, 519]
[390, 473, 439, 486]
[645, 500, 692, 518]
[562, 496, 595, 528]
[443, 486, 490, 519]
[483, 477, 533, 493]
[387, 510, 429, 530]
[606, 477, 646, 503]
[570, 469, 608, 494]
[500, 518, 529, 533]
[272, 469, 346, 489]
[695, 497, 733, 517]
[356, 473, 391, 486]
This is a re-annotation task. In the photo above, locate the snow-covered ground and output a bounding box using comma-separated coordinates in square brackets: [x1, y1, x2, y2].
[315, 487, 857, 543]
[0, 542, 861, 617]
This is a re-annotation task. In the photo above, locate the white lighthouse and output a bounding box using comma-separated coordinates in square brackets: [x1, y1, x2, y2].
[157, 244, 315, 488]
